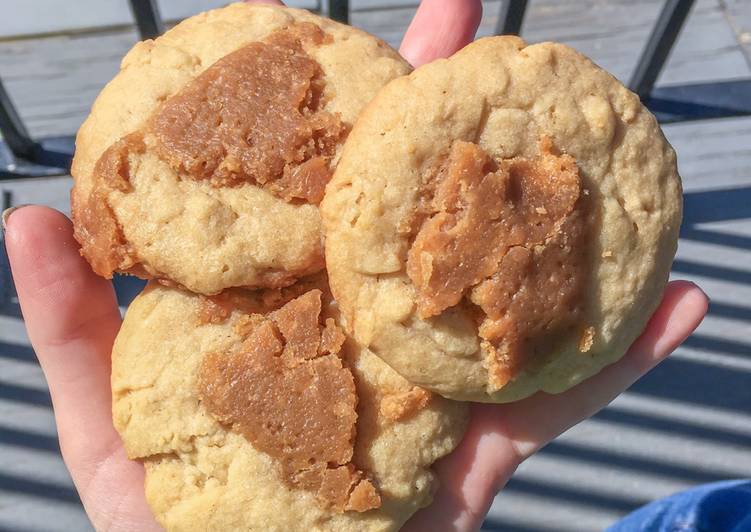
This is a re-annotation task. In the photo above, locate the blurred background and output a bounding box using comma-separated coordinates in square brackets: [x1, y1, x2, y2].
[0, 1, 749, 531]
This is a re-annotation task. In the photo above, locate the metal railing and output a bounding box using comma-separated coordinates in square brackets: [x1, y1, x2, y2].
[1, 0, 749, 180]
[129, 0, 164, 39]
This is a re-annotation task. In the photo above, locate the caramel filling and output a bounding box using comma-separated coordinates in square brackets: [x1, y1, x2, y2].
[151, 23, 346, 201]
[407, 139, 590, 389]
[72, 134, 145, 278]
[75, 23, 345, 280]
[196, 273, 334, 325]
[197, 290, 380, 513]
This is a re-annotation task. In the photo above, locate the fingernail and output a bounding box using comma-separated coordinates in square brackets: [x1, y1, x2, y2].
[696, 284, 710, 305]
[685, 280, 710, 303]
[2, 205, 31, 232]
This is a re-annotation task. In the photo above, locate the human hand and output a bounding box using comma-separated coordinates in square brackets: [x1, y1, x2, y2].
[404, 283, 707, 531]
[4, 2, 707, 531]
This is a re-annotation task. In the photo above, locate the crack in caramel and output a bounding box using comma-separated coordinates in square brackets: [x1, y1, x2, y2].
[406, 139, 590, 389]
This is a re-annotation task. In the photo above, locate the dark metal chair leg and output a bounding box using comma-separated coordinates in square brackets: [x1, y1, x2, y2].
[0, 77, 37, 159]
[629, 0, 696, 99]
[128, 0, 165, 40]
[0, 74, 73, 179]
[496, 0, 529, 36]
[329, 0, 349, 24]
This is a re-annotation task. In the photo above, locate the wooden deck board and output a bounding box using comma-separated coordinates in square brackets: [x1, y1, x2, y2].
[725, 0, 751, 63]
[1, 2, 750, 531]
[2, 0, 749, 138]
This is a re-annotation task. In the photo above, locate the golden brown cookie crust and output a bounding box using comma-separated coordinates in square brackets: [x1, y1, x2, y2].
[72, 3, 410, 295]
[321, 36, 682, 402]
[112, 283, 467, 531]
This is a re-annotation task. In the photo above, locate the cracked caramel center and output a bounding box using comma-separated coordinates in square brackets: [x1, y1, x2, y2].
[197, 290, 380, 513]
[407, 139, 590, 389]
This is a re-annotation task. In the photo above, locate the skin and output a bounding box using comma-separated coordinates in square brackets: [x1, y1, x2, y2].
[3, 1, 708, 530]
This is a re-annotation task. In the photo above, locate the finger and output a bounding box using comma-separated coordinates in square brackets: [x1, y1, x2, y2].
[403, 405, 518, 532]
[406, 280, 708, 532]
[400, 0, 483, 67]
[4, 206, 156, 530]
[501, 280, 708, 458]
[5, 206, 120, 447]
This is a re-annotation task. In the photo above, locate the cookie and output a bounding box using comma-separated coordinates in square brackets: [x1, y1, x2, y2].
[321, 36, 682, 402]
[111, 280, 467, 531]
[71, 3, 410, 295]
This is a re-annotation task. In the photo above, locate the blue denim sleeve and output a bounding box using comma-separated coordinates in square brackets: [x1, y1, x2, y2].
[606, 480, 751, 532]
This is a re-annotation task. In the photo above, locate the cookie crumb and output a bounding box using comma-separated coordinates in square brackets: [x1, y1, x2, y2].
[320, 318, 347, 355]
[579, 326, 595, 353]
[380, 387, 432, 422]
[346, 478, 381, 512]
[484, 341, 513, 391]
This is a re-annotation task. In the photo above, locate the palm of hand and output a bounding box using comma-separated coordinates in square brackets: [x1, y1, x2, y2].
[4, 1, 707, 530]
